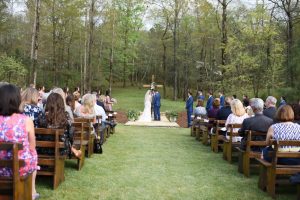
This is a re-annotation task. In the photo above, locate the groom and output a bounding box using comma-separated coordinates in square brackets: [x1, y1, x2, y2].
[153, 89, 161, 121]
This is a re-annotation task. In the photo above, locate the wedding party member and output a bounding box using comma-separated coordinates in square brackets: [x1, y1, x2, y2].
[38, 93, 81, 158]
[194, 99, 207, 118]
[207, 98, 220, 118]
[263, 96, 277, 119]
[263, 105, 300, 164]
[153, 89, 161, 121]
[104, 90, 114, 111]
[20, 87, 43, 127]
[219, 91, 225, 108]
[197, 90, 205, 101]
[216, 97, 232, 120]
[206, 91, 214, 111]
[186, 91, 194, 128]
[0, 84, 39, 199]
[279, 96, 287, 107]
[239, 98, 273, 150]
[137, 90, 152, 122]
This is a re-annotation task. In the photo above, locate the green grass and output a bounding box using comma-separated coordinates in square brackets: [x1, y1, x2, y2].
[111, 87, 186, 113]
[37, 125, 294, 200]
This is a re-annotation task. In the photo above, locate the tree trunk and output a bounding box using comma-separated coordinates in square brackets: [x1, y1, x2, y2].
[173, 0, 179, 101]
[109, 4, 115, 93]
[87, 0, 95, 92]
[162, 42, 167, 99]
[30, 0, 40, 86]
[52, 0, 57, 85]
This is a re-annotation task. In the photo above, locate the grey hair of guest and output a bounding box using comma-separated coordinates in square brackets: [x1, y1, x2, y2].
[266, 96, 277, 106]
[250, 98, 264, 113]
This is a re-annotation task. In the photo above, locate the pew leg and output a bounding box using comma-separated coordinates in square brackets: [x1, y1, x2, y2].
[77, 145, 86, 170]
[227, 144, 232, 163]
[243, 153, 250, 177]
[238, 152, 243, 174]
[223, 143, 228, 160]
[258, 165, 267, 191]
[266, 167, 276, 199]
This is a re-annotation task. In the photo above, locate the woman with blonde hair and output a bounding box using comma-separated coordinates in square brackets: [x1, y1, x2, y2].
[20, 87, 43, 127]
[225, 99, 249, 132]
[74, 94, 96, 122]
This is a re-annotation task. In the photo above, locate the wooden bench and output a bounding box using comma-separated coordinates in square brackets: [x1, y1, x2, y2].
[257, 140, 300, 198]
[237, 130, 267, 177]
[201, 119, 214, 145]
[210, 120, 226, 153]
[222, 124, 242, 163]
[35, 128, 65, 189]
[71, 122, 87, 170]
[106, 111, 117, 135]
[74, 118, 94, 158]
[0, 142, 32, 200]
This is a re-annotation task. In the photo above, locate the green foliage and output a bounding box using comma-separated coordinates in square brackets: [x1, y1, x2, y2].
[165, 110, 178, 121]
[127, 109, 139, 121]
[0, 55, 27, 85]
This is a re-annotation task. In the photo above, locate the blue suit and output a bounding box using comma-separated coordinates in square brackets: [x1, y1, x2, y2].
[220, 95, 225, 108]
[153, 92, 161, 120]
[186, 96, 194, 127]
[206, 96, 214, 111]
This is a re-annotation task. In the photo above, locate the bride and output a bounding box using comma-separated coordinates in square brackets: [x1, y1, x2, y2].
[137, 90, 152, 122]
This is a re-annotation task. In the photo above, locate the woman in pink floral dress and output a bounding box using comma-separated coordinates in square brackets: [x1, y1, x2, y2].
[0, 84, 39, 199]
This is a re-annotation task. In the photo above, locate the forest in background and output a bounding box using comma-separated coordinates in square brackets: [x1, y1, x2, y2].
[0, 0, 299, 101]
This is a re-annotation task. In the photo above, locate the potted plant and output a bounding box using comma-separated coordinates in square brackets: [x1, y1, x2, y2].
[127, 110, 139, 121]
[166, 111, 178, 122]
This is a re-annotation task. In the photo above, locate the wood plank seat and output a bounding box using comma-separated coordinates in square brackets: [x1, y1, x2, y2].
[74, 118, 94, 158]
[257, 140, 300, 198]
[210, 120, 225, 153]
[237, 130, 267, 177]
[72, 122, 90, 170]
[222, 124, 242, 163]
[0, 143, 32, 200]
[35, 128, 65, 189]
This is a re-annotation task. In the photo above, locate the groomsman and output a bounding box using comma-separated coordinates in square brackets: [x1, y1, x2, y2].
[153, 89, 161, 121]
[206, 91, 214, 111]
[186, 91, 194, 128]
[219, 91, 225, 108]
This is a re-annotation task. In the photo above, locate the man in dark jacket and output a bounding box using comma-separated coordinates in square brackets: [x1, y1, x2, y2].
[263, 96, 277, 120]
[239, 98, 273, 150]
[216, 96, 232, 120]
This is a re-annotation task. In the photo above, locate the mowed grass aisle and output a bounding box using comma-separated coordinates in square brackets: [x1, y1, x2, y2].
[37, 125, 293, 200]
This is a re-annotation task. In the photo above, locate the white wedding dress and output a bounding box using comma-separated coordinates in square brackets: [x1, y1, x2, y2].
[137, 90, 152, 122]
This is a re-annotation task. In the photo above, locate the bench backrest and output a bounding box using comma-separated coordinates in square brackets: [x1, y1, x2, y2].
[227, 124, 242, 139]
[0, 142, 24, 199]
[272, 140, 300, 165]
[245, 130, 267, 152]
[215, 120, 226, 134]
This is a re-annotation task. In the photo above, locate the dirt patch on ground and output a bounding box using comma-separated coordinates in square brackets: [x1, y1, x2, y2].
[116, 111, 128, 124]
[177, 111, 188, 128]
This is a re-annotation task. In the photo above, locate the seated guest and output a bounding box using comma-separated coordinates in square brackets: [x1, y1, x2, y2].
[95, 93, 105, 110]
[263, 105, 300, 164]
[20, 87, 43, 127]
[66, 94, 75, 113]
[194, 99, 207, 118]
[291, 103, 300, 124]
[239, 98, 273, 150]
[73, 91, 81, 109]
[225, 99, 249, 132]
[38, 93, 81, 158]
[207, 98, 220, 118]
[216, 97, 232, 120]
[74, 94, 96, 122]
[52, 87, 74, 122]
[263, 96, 277, 119]
[0, 84, 39, 199]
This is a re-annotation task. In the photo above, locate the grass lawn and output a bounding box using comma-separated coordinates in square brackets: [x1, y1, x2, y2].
[111, 87, 186, 113]
[36, 125, 294, 200]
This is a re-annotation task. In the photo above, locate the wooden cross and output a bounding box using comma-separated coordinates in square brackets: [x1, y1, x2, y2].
[143, 75, 163, 89]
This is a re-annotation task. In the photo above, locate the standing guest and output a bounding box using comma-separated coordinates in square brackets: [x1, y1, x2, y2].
[207, 98, 220, 118]
[197, 90, 205, 101]
[104, 90, 114, 111]
[52, 87, 74, 122]
[216, 97, 232, 120]
[279, 96, 287, 107]
[206, 91, 214, 111]
[225, 99, 249, 132]
[239, 98, 273, 150]
[291, 104, 300, 124]
[194, 99, 207, 118]
[219, 91, 225, 108]
[38, 93, 81, 158]
[153, 89, 161, 121]
[20, 87, 43, 127]
[186, 91, 194, 128]
[263, 96, 277, 120]
[263, 105, 300, 164]
[0, 84, 39, 199]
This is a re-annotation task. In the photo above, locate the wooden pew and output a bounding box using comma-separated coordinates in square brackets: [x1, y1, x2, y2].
[222, 124, 242, 163]
[210, 120, 225, 153]
[71, 122, 86, 170]
[237, 130, 267, 177]
[106, 111, 117, 135]
[0, 142, 32, 200]
[201, 119, 214, 146]
[257, 140, 300, 198]
[74, 118, 94, 158]
[35, 128, 65, 189]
